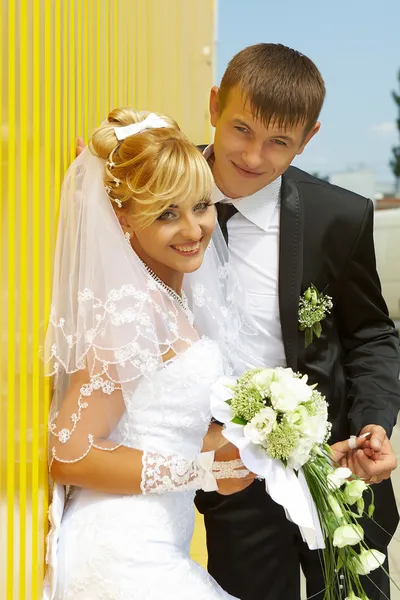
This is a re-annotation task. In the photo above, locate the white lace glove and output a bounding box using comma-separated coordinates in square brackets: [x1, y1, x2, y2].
[212, 458, 250, 479]
[141, 450, 218, 495]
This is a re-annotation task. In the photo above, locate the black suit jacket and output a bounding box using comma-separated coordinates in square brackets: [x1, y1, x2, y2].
[212, 163, 400, 544]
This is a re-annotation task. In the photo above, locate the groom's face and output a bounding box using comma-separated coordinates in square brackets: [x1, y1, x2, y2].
[209, 86, 319, 199]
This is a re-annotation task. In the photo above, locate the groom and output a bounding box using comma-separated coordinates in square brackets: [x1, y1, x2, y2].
[194, 43, 400, 600]
[76, 43, 400, 599]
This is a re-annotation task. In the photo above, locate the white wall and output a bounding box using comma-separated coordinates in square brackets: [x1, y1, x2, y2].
[331, 169, 375, 200]
[373, 208, 400, 322]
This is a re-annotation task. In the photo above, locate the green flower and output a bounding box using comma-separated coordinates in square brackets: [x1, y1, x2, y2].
[230, 368, 266, 422]
[298, 302, 329, 329]
[353, 549, 385, 575]
[333, 523, 364, 548]
[343, 479, 368, 506]
[327, 494, 343, 520]
[345, 592, 365, 600]
[298, 284, 333, 348]
[303, 398, 318, 416]
[265, 421, 299, 462]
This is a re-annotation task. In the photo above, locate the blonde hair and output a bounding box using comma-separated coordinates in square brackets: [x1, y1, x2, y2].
[89, 107, 213, 230]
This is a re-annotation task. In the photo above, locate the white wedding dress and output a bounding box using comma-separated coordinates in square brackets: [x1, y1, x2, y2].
[44, 337, 239, 600]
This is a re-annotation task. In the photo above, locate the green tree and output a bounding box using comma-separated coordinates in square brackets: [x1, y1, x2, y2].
[390, 69, 400, 195]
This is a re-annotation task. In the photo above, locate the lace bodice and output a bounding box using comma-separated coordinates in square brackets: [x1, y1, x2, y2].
[110, 337, 224, 459]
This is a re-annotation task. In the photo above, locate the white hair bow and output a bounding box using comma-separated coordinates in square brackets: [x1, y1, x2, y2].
[114, 113, 169, 141]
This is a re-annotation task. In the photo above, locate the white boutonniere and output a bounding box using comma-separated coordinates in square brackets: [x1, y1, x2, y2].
[298, 284, 333, 348]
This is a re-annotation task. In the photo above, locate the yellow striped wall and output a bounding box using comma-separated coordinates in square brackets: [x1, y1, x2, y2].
[0, 1, 215, 597]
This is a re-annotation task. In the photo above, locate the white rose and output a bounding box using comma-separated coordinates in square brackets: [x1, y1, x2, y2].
[243, 423, 266, 445]
[327, 467, 352, 489]
[251, 369, 275, 395]
[333, 524, 364, 548]
[274, 367, 295, 380]
[289, 405, 327, 443]
[287, 437, 315, 470]
[327, 494, 343, 520]
[270, 376, 312, 413]
[243, 407, 277, 446]
[306, 414, 328, 444]
[354, 549, 386, 575]
[343, 479, 368, 506]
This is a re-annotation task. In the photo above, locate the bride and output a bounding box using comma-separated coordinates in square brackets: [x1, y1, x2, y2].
[42, 108, 254, 600]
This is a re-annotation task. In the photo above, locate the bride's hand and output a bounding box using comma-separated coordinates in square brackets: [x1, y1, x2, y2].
[216, 469, 256, 495]
[201, 422, 229, 453]
[213, 440, 256, 495]
[202, 424, 256, 495]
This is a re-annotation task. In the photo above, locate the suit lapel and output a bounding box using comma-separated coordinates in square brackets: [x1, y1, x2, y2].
[279, 171, 304, 370]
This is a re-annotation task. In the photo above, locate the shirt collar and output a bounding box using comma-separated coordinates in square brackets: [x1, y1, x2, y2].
[203, 144, 282, 232]
[203, 144, 214, 160]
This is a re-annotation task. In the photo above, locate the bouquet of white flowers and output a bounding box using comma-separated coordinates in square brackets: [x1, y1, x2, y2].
[211, 366, 386, 600]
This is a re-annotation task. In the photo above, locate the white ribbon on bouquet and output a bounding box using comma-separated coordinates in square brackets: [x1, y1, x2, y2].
[210, 377, 325, 551]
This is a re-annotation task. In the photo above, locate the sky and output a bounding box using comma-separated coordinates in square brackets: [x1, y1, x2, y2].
[216, 0, 400, 185]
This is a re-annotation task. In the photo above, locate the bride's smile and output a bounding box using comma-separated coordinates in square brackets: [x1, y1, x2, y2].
[130, 196, 216, 291]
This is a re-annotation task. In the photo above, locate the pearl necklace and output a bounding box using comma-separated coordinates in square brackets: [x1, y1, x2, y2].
[137, 257, 194, 325]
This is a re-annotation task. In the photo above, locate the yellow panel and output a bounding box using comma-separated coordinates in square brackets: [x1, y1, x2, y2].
[19, 4, 29, 599]
[7, 4, 16, 598]
[31, 1, 42, 596]
[0, 1, 215, 597]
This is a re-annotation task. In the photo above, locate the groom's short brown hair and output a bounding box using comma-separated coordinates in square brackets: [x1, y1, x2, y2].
[219, 43, 326, 132]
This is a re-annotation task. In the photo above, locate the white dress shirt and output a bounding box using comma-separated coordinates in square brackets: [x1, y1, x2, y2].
[204, 145, 287, 370]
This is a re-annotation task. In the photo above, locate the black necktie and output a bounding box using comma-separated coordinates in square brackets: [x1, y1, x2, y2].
[216, 203, 238, 244]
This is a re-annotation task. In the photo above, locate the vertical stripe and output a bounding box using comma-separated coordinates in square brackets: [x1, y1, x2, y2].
[0, 0, 4, 588]
[96, 0, 101, 124]
[88, 0, 94, 136]
[69, 1, 76, 166]
[31, 0, 41, 596]
[136, 0, 144, 109]
[0, 0, 5, 594]
[7, 0, 16, 593]
[76, 0, 83, 143]
[147, 0, 153, 110]
[42, 2, 53, 579]
[83, 0, 89, 137]
[128, 0, 135, 107]
[115, 0, 123, 108]
[105, 0, 110, 113]
[121, 0, 127, 103]
[63, 0, 69, 174]
[113, 0, 118, 109]
[19, 1, 28, 596]
[54, 0, 61, 231]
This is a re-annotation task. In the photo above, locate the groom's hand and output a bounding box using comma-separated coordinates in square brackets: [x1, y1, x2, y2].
[360, 424, 388, 453]
[341, 425, 397, 484]
[76, 137, 86, 156]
